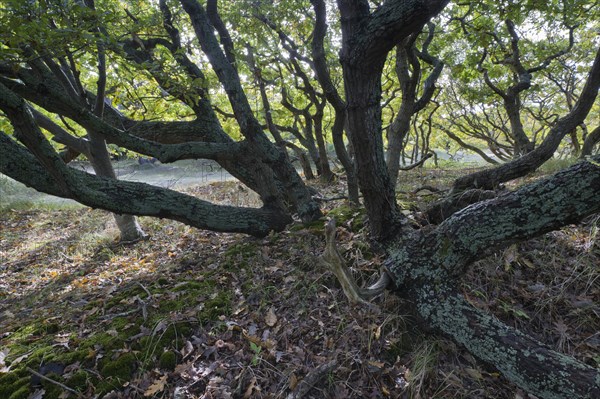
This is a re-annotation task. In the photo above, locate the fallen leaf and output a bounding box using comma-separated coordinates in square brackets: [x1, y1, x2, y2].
[465, 367, 483, 380]
[144, 375, 168, 396]
[181, 340, 194, 359]
[288, 373, 298, 390]
[243, 376, 259, 398]
[0, 348, 10, 373]
[8, 351, 30, 368]
[265, 307, 277, 327]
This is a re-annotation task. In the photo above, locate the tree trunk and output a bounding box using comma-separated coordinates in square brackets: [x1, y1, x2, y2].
[342, 67, 404, 240]
[504, 94, 534, 157]
[310, 0, 359, 203]
[87, 131, 147, 242]
[580, 125, 600, 157]
[386, 110, 412, 186]
[284, 141, 316, 180]
[313, 109, 335, 182]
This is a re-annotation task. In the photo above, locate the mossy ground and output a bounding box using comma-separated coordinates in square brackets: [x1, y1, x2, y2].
[1, 171, 597, 398]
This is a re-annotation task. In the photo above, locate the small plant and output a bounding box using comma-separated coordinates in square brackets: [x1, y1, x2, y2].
[249, 342, 262, 366]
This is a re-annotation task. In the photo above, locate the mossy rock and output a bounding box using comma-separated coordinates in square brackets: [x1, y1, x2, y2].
[158, 351, 177, 371]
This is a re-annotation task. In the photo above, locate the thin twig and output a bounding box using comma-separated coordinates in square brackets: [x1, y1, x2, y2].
[26, 367, 79, 396]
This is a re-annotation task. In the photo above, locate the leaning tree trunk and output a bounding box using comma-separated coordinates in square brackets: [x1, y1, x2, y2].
[87, 131, 147, 242]
[380, 157, 600, 398]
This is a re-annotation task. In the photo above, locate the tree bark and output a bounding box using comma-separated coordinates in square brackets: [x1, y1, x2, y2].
[87, 131, 147, 242]
[337, 0, 448, 239]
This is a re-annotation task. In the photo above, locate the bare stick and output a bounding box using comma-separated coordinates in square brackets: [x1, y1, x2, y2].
[26, 367, 78, 396]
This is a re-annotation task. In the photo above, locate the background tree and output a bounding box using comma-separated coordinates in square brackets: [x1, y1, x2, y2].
[385, 21, 444, 186]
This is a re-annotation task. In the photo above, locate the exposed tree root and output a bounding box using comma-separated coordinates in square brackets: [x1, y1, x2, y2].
[319, 219, 391, 307]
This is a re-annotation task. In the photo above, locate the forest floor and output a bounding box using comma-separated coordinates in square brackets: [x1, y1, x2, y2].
[0, 163, 598, 399]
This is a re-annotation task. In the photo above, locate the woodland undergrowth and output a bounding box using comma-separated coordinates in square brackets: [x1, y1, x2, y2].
[0, 168, 598, 398]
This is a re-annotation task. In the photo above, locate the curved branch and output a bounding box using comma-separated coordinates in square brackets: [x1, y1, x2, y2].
[0, 132, 290, 237]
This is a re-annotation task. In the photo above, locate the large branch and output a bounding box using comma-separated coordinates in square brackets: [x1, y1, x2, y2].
[0, 132, 290, 237]
[0, 78, 242, 163]
[339, 0, 449, 69]
[379, 157, 600, 398]
[434, 156, 600, 275]
[387, 155, 600, 285]
[416, 285, 600, 399]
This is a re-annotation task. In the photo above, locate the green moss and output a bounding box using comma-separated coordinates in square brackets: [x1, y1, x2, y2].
[327, 205, 366, 231]
[157, 277, 169, 286]
[66, 370, 89, 390]
[224, 242, 258, 258]
[80, 332, 123, 352]
[103, 285, 145, 310]
[289, 218, 326, 233]
[95, 379, 120, 397]
[172, 280, 208, 292]
[139, 323, 194, 356]
[8, 385, 29, 399]
[199, 291, 232, 322]
[158, 351, 177, 370]
[100, 352, 137, 380]
[41, 321, 60, 334]
[0, 375, 29, 398]
[221, 242, 259, 270]
[61, 348, 92, 365]
[40, 373, 63, 399]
